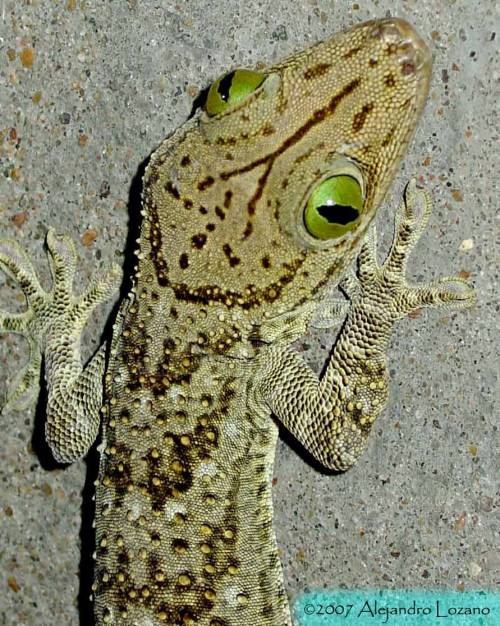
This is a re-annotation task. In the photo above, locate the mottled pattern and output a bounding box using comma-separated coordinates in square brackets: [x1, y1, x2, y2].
[0, 18, 475, 626]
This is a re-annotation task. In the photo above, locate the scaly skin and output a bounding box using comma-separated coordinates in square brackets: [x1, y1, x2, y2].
[0, 18, 474, 626]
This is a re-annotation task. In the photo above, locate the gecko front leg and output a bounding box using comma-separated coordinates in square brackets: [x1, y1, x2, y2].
[255, 181, 476, 471]
[0, 229, 122, 463]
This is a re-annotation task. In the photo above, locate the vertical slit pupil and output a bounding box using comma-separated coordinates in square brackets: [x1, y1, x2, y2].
[217, 71, 237, 102]
[317, 204, 359, 225]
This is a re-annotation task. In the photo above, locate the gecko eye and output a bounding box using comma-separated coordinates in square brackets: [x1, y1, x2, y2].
[304, 175, 364, 240]
[205, 69, 266, 116]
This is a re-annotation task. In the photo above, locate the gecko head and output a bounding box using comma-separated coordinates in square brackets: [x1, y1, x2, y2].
[143, 18, 431, 324]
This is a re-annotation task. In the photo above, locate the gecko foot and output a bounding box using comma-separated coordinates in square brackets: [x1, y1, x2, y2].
[0, 229, 122, 411]
[344, 179, 476, 322]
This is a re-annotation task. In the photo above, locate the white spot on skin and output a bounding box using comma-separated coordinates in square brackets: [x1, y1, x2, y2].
[128, 498, 143, 521]
[195, 462, 218, 478]
[223, 421, 239, 440]
[164, 502, 187, 521]
[169, 386, 184, 401]
[222, 585, 244, 606]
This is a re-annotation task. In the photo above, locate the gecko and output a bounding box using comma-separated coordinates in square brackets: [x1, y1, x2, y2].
[0, 17, 475, 626]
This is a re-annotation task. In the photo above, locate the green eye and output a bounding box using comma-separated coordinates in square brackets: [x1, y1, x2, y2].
[205, 69, 266, 116]
[304, 175, 364, 240]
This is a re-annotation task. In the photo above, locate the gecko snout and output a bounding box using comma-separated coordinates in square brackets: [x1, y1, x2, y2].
[369, 17, 432, 79]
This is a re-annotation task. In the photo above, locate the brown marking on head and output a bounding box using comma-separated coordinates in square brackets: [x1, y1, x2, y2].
[384, 72, 396, 87]
[381, 125, 397, 147]
[352, 102, 374, 132]
[343, 46, 363, 59]
[198, 176, 215, 191]
[215, 206, 225, 220]
[402, 62, 417, 76]
[220, 77, 362, 184]
[183, 198, 193, 210]
[171, 254, 305, 308]
[243, 220, 253, 239]
[223, 190, 233, 209]
[179, 253, 189, 269]
[303, 62, 331, 80]
[191, 233, 207, 249]
[180, 155, 190, 166]
[165, 181, 180, 199]
[222, 243, 241, 267]
[247, 164, 272, 217]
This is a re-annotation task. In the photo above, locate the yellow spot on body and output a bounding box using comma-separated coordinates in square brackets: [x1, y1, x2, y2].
[200, 524, 213, 536]
[180, 435, 191, 446]
[200, 543, 212, 554]
[204, 564, 216, 574]
[178, 574, 191, 586]
[223, 529, 234, 539]
[228, 564, 238, 574]
[205, 589, 216, 600]
[171, 460, 184, 473]
[237, 593, 249, 605]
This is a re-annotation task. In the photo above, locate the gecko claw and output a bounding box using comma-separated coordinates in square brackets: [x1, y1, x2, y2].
[0, 230, 122, 412]
[354, 182, 475, 320]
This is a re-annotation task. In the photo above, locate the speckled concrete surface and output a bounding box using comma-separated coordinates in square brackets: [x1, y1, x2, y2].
[0, 1, 497, 625]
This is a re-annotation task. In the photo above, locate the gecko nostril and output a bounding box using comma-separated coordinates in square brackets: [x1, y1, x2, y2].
[369, 18, 432, 77]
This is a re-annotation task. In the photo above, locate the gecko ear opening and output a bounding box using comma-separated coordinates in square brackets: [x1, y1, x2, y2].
[205, 69, 266, 116]
[304, 175, 364, 240]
